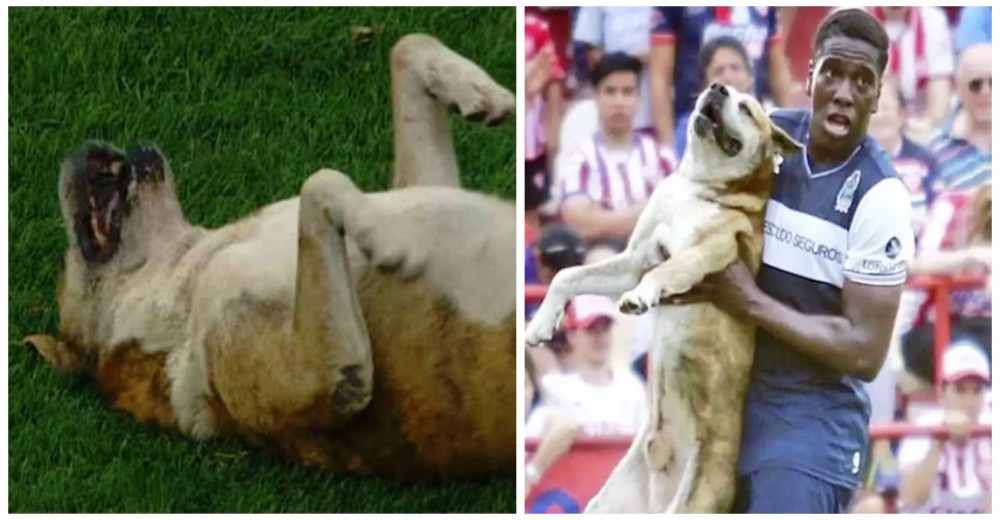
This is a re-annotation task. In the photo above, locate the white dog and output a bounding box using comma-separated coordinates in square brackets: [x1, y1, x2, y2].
[526, 83, 800, 513]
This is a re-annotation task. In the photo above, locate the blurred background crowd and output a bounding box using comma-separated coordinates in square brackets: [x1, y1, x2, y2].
[523, 6, 991, 514]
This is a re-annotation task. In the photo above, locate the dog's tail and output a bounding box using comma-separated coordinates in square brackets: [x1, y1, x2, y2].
[663, 441, 700, 514]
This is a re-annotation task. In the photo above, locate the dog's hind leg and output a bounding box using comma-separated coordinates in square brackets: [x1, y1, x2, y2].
[290, 169, 378, 425]
[585, 428, 654, 513]
[390, 34, 513, 189]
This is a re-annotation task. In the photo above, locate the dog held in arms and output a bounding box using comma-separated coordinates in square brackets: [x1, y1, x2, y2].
[23, 34, 515, 481]
[525, 83, 801, 512]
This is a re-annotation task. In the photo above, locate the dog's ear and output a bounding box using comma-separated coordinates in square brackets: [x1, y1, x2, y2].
[24, 335, 92, 374]
[769, 123, 803, 156]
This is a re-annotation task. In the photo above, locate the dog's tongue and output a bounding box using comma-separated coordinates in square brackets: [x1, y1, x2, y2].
[90, 193, 119, 247]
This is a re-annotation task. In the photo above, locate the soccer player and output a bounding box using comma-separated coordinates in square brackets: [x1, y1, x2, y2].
[694, 9, 916, 513]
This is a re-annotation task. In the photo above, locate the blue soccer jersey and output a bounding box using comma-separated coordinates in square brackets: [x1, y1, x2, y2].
[651, 6, 780, 118]
[738, 109, 916, 489]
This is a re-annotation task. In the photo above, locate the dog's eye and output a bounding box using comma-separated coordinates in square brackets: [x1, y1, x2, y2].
[739, 103, 753, 118]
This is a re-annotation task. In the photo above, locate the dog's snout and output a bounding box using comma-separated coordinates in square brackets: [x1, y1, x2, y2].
[709, 83, 729, 97]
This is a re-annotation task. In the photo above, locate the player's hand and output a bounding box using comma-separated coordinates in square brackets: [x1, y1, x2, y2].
[698, 261, 761, 319]
[942, 408, 974, 442]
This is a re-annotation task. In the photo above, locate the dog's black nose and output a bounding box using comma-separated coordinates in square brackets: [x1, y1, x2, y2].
[709, 83, 729, 97]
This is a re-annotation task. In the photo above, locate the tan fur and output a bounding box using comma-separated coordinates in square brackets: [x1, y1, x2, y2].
[25, 34, 515, 481]
[526, 84, 801, 512]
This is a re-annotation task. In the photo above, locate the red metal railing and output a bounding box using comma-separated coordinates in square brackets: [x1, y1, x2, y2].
[525, 424, 991, 513]
[526, 274, 989, 391]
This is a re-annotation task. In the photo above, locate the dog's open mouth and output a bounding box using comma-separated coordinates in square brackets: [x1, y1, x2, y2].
[74, 148, 132, 263]
[694, 99, 743, 157]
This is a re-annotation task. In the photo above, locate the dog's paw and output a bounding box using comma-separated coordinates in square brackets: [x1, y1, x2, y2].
[350, 216, 429, 281]
[618, 284, 660, 315]
[525, 314, 559, 347]
[428, 61, 513, 126]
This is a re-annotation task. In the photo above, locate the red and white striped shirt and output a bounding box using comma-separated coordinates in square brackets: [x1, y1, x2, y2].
[556, 133, 673, 211]
[866, 7, 954, 115]
[525, 13, 565, 161]
[898, 405, 992, 514]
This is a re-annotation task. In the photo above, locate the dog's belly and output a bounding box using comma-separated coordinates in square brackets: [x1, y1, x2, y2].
[648, 303, 755, 451]
[153, 192, 514, 477]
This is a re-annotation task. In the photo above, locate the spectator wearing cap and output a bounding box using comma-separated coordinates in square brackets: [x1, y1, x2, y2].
[866, 7, 955, 140]
[556, 52, 673, 243]
[525, 295, 646, 490]
[927, 44, 991, 195]
[571, 7, 655, 134]
[898, 341, 992, 514]
[542, 294, 646, 436]
[526, 224, 586, 318]
[649, 6, 794, 149]
[867, 78, 941, 239]
[674, 36, 756, 158]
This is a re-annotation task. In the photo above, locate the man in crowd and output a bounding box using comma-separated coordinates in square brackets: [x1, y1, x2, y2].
[927, 43, 991, 195]
[557, 52, 672, 243]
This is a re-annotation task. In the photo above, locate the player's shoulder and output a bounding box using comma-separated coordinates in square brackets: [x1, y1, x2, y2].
[858, 137, 900, 181]
[768, 108, 809, 136]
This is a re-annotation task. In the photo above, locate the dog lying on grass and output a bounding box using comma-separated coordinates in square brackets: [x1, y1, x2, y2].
[24, 34, 515, 481]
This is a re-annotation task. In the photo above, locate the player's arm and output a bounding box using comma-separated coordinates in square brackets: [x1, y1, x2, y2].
[561, 197, 646, 242]
[733, 272, 903, 382]
[649, 8, 677, 145]
[706, 179, 915, 382]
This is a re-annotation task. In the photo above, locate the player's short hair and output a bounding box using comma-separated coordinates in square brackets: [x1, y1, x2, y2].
[699, 35, 753, 79]
[591, 51, 642, 88]
[814, 8, 889, 75]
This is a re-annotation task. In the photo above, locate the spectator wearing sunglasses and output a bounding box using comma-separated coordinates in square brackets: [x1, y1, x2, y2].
[927, 43, 991, 196]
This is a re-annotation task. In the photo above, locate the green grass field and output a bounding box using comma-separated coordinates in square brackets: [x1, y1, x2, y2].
[8, 7, 515, 513]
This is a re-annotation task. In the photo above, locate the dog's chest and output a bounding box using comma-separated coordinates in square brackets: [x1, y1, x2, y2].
[653, 175, 724, 254]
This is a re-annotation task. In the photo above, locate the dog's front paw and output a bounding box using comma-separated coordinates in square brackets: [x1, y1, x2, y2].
[525, 313, 559, 347]
[618, 283, 660, 315]
[351, 219, 429, 280]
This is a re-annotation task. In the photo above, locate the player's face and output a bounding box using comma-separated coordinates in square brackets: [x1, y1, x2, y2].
[705, 47, 753, 95]
[808, 35, 881, 158]
[943, 378, 987, 420]
[596, 71, 640, 135]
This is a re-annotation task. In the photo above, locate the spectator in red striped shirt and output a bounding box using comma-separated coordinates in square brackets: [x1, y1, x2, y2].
[556, 52, 673, 243]
[525, 12, 566, 230]
[866, 7, 955, 142]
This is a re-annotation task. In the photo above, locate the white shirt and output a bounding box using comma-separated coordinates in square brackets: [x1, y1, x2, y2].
[530, 371, 647, 438]
[556, 133, 672, 212]
[898, 405, 992, 514]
